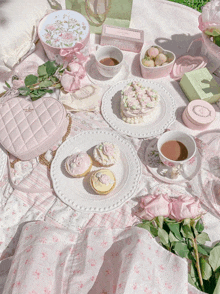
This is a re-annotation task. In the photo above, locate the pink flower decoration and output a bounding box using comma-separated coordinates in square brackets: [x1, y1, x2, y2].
[103, 143, 115, 156]
[45, 24, 56, 31]
[60, 71, 80, 93]
[99, 174, 111, 185]
[12, 79, 25, 89]
[169, 195, 202, 221]
[61, 32, 76, 43]
[68, 61, 85, 79]
[137, 194, 171, 220]
[198, 1, 220, 32]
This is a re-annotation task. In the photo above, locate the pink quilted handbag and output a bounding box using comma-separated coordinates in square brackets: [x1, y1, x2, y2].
[0, 97, 69, 161]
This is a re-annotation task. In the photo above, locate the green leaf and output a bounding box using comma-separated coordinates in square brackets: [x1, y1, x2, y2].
[200, 257, 212, 280]
[167, 222, 183, 241]
[209, 246, 220, 271]
[46, 89, 53, 94]
[137, 221, 151, 231]
[24, 75, 38, 86]
[156, 216, 164, 229]
[38, 80, 53, 88]
[169, 231, 179, 243]
[53, 83, 62, 89]
[45, 61, 58, 76]
[174, 242, 189, 258]
[38, 64, 48, 77]
[213, 36, 220, 47]
[50, 76, 59, 83]
[195, 218, 204, 234]
[189, 263, 201, 290]
[5, 81, 11, 88]
[196, 232, 210, 245]
[181, 225, 194, 239]
[158, 228, 169, 246]
[198, 245, 210, 256]
[214, 274, 220, 294]
[18, 87, 31, 96]
[137, 221, 158, 237]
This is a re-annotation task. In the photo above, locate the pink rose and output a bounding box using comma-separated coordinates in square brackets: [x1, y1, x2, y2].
[169, 195, 201, 221]
[45, 24, 56, 31]
[198, 1, 220, 32]
[68, 62, 85, 79]
[12, 79, 25, 89]
[61, 32, 76, 43]
[136, 194, 171, 220]
[60, 71, 80, 93]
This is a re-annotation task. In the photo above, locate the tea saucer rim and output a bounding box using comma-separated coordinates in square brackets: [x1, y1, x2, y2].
[144, 138, 201, 184]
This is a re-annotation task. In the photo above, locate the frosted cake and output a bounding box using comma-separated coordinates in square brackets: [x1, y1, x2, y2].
[120, 81, 160, 124]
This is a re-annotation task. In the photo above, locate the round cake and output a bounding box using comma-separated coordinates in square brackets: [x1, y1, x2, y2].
[120, 81, 160, 124]
[65, 152, 92, 178]
[93, 142, 120, 166]
[90, 169, 116, 195]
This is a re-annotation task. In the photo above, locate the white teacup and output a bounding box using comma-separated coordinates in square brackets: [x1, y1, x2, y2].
[157, 131, 197, 168]
[95, 45, 123, 78]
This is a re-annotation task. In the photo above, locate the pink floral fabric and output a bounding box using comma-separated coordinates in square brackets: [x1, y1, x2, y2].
[2, 221, 188, 294]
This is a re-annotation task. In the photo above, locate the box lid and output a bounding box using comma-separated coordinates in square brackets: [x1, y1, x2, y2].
[186, 100, 216, 126]
[38, 10, 90, 49]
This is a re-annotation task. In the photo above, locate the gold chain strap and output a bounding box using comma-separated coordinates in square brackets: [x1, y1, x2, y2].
[85, 0, 111, 27]
[10, 114, 72, 170]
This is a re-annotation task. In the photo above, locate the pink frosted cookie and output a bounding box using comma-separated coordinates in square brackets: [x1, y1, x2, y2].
[93, 142, 120, 166]
[65, 152, 92, 178]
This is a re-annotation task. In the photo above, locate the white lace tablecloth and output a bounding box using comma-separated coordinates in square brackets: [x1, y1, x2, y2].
[0, 1, 220, 293]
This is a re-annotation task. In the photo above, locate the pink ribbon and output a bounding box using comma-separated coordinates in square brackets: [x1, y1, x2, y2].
[60, 42, 87, 62]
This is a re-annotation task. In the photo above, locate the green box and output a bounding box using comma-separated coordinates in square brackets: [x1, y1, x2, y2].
[180, 67, 220, 104]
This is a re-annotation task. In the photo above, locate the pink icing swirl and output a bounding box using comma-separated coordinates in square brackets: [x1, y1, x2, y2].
[67, 152, 91, 175]
[103, 143, 115, 157]
[96, 173, 112, 185]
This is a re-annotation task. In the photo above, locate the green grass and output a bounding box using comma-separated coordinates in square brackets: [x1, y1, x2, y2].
[167, 0, 210, 12]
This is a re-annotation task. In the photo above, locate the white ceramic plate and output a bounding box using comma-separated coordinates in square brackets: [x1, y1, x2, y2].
[50, 130, 142, 213]
[0, 146, 7, 181]
[144, 138, 201, 184]
[101, 78, 176, 138]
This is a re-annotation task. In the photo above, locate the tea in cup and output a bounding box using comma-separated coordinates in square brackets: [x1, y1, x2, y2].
[95, 45, 123, 78]
[157, 130, 196, 168]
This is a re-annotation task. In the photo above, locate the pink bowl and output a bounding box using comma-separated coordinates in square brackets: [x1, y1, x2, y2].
[140, 44, 176, 79]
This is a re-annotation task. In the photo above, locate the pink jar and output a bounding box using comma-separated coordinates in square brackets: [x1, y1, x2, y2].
[38, 10, 90, 64]
[182, 100, 216, 130]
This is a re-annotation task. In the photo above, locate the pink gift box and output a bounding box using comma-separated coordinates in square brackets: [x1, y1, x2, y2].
[38, 10, 90, 64]
[100, 24, 144, 53]
[182, 100, 216, 130]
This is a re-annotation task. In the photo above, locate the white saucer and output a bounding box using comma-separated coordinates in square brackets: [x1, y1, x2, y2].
[85, 56, 129, 87]
[144, 138, 201, 184]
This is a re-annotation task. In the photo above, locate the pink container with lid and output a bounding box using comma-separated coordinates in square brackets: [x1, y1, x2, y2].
[38, 10, 90, 64]
[182, 100, 216, 130]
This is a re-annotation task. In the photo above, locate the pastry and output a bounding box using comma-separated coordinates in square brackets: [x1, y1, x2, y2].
[120, 81, 160, 124]
[65, 152, 92, 178]
[93, 142, 120, 166]
[90, 169, 116, 195]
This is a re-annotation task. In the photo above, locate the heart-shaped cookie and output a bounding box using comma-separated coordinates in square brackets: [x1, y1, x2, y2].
[0, 97, 68, 160]
[171, 55, 208, 80]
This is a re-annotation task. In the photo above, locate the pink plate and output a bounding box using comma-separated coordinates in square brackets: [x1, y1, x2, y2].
[171, 55, 208, 80]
